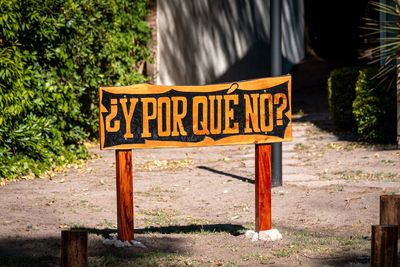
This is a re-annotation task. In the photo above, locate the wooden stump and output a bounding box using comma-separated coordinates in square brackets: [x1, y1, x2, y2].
[371, 225, 398, 267]
[61, 230, 88, 267]
[255, 144, 272, 232]
[116, 150, 134, 242]
[380, 194, 400, 238]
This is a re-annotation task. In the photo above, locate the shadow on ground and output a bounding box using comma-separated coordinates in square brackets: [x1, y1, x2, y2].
[0, 237, 60, 266]
[0, 233, 188, 266]
[79, 223, 246, 238]
[0, 223, 372, 266]
[197, 166, 287, 188]
[0, 224, 245, 266]
[197, 166, 254, 184]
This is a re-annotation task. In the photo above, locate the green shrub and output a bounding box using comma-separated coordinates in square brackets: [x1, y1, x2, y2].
[327, 66, 362, 130]
[0, 0, 151, 179]
[352, 67, 396, 143]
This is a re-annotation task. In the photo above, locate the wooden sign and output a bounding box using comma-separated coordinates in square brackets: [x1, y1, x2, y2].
[99, 76, 292, 150]
[99, 76, 293, 242]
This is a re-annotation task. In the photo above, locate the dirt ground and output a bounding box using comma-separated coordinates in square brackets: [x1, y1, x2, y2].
[1, 114, 399, 266]
[1, 58, 400, 266]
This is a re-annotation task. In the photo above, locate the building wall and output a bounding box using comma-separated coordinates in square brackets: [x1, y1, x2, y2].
[156, 0, 304, 85]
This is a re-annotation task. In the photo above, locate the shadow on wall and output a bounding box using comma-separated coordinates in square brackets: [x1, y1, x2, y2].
[214, 40, 293, 84]
[158, 0, 304, 85]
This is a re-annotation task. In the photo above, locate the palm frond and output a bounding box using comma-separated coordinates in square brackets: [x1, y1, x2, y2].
[363, 0, 399, 82]
[370, 0, 399, 12]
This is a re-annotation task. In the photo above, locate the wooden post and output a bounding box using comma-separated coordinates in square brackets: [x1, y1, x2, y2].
[396, 4, 400, 148]
[61, 230, 88, 267]
[255, 144, 272, 232]
[371, 225, 398, 267]
[116, 150, 134, 241]
[380, 194, 400, 238]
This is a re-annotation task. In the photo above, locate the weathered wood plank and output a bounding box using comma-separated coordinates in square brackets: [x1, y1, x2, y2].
[371, 224, 398, 267]
[380, 194, 400, 238]
[61, 230, 88, 267]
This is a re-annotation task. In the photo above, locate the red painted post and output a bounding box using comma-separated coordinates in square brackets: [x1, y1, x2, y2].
[116, 150, 134, 241]
[255, 144, 272, 232]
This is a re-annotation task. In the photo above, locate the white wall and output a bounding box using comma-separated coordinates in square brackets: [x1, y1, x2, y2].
[157, 0, 304, 85]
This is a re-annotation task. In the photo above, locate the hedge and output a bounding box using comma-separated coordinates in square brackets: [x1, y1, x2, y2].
[327, 66, 362, 130]
[353, 67, 397, 143]
[328, 66, 396, 143]
[0, 0, 152, 179]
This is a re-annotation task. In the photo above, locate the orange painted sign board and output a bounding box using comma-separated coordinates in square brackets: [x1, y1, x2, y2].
[99, 76, 292, 150]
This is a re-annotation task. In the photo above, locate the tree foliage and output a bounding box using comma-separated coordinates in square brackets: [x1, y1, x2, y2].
[0, 0, 152, 179]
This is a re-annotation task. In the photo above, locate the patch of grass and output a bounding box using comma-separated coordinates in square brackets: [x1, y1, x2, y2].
[241, 252, 275, 264]
[0, 256, 57, 267]
[139, 208, 179, 226]
[96, 219, 114, 228]
[138, 223, 245, 236]
[79, 199, 90, 207]
[244, 222, 255, 230]
[134, 253, 183, 267]
[278, 230, 369, 257]
[381, 159, 395, 164]
[138, 208, 210, 228]
[89, 253, 124, 266]
[331, 170, 398, 182]
[136, 186, 176, 198]
[133, 159, 194, 171]
[327, 142, 397, 152]
[143, 215, 179, 227]
[306, 128, 329, 135]
[91, 252, 229, 267]
[272, 247, 298, 258]
[68, 222, 86, 229]
[294, 143, 311, 151]
[151, 185, 176, 193]
[326, 142, 365, 151]
[135, 191, 151, 197]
